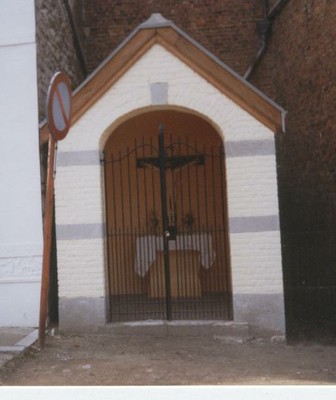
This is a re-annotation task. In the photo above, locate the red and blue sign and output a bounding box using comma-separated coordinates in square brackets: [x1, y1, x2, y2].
[46, 72, 72, 141]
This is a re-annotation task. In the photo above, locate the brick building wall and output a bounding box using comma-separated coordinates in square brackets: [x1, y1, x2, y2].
[77, 0, 263, 76]
[35, 0, 85, 122]
[251, 0, 336, 339]
[35, 0, 336, 339]
[35, 0, 86, 207]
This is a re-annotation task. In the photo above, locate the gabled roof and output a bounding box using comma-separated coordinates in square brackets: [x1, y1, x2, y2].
[40, 13, 286, 145]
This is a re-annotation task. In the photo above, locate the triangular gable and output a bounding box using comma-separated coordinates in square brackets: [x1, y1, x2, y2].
[40, 13, 286, 145]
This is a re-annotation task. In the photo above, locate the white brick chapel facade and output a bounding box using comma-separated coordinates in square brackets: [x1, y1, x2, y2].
[43, 14, 286, 333]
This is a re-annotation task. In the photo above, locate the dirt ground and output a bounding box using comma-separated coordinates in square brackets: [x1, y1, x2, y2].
[1, 331, 336, 386]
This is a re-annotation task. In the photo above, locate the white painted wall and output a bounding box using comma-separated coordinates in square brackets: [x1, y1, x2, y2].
[0, 1, 43, 326]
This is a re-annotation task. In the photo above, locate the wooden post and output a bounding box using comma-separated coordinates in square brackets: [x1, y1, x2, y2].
[39, 72, 72, 347]
[39, 135, 56, 347]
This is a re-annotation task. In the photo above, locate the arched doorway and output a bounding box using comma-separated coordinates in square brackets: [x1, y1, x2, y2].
[103, 109, 232, 321]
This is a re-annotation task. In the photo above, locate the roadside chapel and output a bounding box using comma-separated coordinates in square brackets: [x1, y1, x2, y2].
[43, 14, 286, 334]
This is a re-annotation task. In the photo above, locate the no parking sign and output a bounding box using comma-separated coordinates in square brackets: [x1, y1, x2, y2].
[46, 71, 72, 141]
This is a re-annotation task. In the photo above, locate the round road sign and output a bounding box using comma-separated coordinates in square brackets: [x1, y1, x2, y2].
[46, 72, 72, 141]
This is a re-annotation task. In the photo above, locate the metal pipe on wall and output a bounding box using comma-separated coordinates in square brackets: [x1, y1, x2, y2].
[262, 0, 270, 17]
[244, 0, 289, 80]
[62, 0, 88, 77]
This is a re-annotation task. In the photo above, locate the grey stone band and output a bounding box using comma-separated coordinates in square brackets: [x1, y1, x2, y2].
[233, 293, 285, 333]
[226, 139, 275, 158]
[56, 215, 279, 241]
[150, 82, 168, 105]
[57, 150, 101, 167]
[56, 139, 274, 168]
[229, 215, 280, 234]
[59, 296, 107, 329]
[56, 223, 106, 240]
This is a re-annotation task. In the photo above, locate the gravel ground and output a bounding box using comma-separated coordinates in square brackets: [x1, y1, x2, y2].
[1, 330, 336, 386]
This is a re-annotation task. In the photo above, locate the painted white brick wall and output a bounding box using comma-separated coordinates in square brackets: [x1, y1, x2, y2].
[226, 155, 280, 218]
[230, 231, 283, 294]
[57, 239, 106, 298]
[56, 43, 283, 304]
[55, 165, 103, 225]
[60, 45, 272, 153]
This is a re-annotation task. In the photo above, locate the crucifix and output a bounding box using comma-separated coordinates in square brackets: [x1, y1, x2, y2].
[137, 136, 204, 239]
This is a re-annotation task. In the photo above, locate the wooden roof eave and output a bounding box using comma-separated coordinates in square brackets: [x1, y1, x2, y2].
[40, 15, 286, 147]
[154, 26, 286, 134]
[39, 28, 157, 146]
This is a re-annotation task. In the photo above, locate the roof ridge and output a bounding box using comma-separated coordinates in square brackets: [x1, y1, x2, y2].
[139, 13, 173, 29]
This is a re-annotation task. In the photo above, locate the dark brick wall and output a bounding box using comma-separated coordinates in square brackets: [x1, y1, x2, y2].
[77, 0, 263, 76]
[36, 0, 86, 199]
[251, 0, 336, 340]
[36, 0, 85, 122]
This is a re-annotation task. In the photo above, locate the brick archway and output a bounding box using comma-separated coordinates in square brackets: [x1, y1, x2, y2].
[103, 109, 232, 322]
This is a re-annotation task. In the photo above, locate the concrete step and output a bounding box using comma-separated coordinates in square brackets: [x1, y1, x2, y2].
[102, 320, 251, 343]
[0, 328, 38, 371]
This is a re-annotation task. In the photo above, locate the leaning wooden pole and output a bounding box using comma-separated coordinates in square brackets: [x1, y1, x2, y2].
[38, 71, 72, 348]
[39, 135, 56, 347]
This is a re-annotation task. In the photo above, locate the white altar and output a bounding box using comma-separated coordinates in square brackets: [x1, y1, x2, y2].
[135, 234, 216, 298]
[135, 233, 216, 277]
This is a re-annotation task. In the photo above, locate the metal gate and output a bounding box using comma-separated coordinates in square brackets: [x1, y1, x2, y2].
[103, 125, 232, 322]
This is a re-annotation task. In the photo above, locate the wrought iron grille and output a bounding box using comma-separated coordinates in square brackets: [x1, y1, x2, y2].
[103, 126, 232, 322]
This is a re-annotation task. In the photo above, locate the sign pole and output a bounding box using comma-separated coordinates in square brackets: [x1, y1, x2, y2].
[38, 72, 72, 347]
[39, 135, 56, 347]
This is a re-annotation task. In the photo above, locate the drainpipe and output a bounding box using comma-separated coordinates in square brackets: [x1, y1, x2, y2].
[244, 0, 289, 80]
[268, 0, 290, 19]
[62, 0, 88, 77]
[262, 0, 270, 17]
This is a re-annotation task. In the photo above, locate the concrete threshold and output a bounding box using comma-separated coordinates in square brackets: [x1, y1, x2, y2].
[104, 320, 251, 342]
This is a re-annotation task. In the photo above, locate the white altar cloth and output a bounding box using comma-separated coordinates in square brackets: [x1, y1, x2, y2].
[135, 234, 216, 277]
